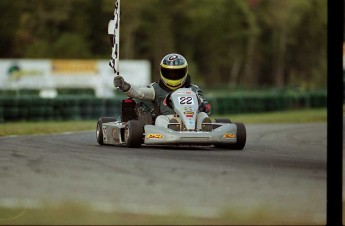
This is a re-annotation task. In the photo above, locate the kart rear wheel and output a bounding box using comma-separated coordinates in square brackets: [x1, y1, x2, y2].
[124, 120, 144, 148]
[96, 117, 117, 145]
[215, 122, 246, 150]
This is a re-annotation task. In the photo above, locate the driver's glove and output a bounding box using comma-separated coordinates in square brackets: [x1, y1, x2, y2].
[113, 76, 131, 92]
[198, 97, 211, 114]
[204, 102, 211, 114]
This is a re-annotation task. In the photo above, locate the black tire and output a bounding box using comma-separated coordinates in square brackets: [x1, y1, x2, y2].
[213, 118, 231, 130]
[215, 118, 231, 123]
[124, 120, 144, 148]
[96, 117, 117, 145]
[232, 122, 246, 150]
[215, 122, 246, 150]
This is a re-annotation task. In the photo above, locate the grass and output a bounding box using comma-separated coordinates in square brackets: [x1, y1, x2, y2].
[0, 202, 323, 225]
[0, 108, 326, 137]
[0, 120, 96, 137]
[214, 107, 327, 124]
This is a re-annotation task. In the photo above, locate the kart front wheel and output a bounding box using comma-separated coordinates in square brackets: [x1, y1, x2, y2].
[96, 117, 117, 145]
[232, 122, 246, 150]
[124, 120, 144, 148]
[215, 122, 246, 150]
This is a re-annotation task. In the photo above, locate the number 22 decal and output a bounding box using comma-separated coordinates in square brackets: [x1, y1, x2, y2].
[179, 96, 194, 105]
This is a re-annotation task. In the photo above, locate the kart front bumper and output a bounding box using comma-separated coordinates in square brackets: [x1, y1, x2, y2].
[144, 124, 238, 145]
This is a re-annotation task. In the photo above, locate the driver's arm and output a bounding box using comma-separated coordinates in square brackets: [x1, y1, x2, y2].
[114, 75, 155, 101]
[124, 85, 155, 101]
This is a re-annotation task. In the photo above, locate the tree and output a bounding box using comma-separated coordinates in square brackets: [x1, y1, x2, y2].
[0, 1, 21, 57]
[287, 0, 327, 89]
[187, 0, 257, 87]
[0, 0, 327, 89]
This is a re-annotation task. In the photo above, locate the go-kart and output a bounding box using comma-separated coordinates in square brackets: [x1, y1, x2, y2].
[96, 88, 246, 150]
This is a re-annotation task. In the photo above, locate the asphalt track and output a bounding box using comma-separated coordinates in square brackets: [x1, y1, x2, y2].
[0, 123, 326, 224]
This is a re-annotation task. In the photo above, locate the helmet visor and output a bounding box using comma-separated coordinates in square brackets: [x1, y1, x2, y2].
[160, 67, 187, 80]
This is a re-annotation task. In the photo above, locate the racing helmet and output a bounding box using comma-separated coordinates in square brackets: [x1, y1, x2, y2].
[160, 53, 188, 90]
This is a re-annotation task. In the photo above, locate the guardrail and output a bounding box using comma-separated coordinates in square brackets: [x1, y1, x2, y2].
[0, 91, 326, 122]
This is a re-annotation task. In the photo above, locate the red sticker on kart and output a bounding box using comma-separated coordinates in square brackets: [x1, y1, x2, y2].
[146, 134, 164, 139]
[184, 111, 194, 118]
[223, 133, 236, 139]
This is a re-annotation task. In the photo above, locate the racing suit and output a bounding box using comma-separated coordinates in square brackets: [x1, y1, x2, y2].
[120, 75, 211, 128]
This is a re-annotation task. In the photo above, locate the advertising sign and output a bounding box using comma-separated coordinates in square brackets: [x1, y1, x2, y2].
[0, 59, 151, 97]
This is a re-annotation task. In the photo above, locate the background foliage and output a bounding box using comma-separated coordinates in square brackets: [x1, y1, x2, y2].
[0, 0, 327, 89]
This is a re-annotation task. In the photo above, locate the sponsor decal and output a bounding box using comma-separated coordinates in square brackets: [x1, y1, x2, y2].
[184, 107, 195, 111]
[7, 64, 44, 81]
[52, 60, 97, 74]
[146, 134, 164, 139]
[168, 55, 178, 61]
[176, 91, 192, 94]
[184, 111, 194, 118]
[223, 133, 236, 139]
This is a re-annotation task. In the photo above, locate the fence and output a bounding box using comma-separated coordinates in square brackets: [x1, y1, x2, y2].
[208, 90, 327, 115]
[0, 90, 326, 122]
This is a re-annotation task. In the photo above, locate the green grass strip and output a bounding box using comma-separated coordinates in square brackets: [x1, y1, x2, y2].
[0, 202, 320, 225]
[0, 120, 96, 137]
[212, 108, 327, 124]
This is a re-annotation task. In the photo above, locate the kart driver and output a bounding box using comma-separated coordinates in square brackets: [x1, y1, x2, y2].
[113, 53, 212, 129]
